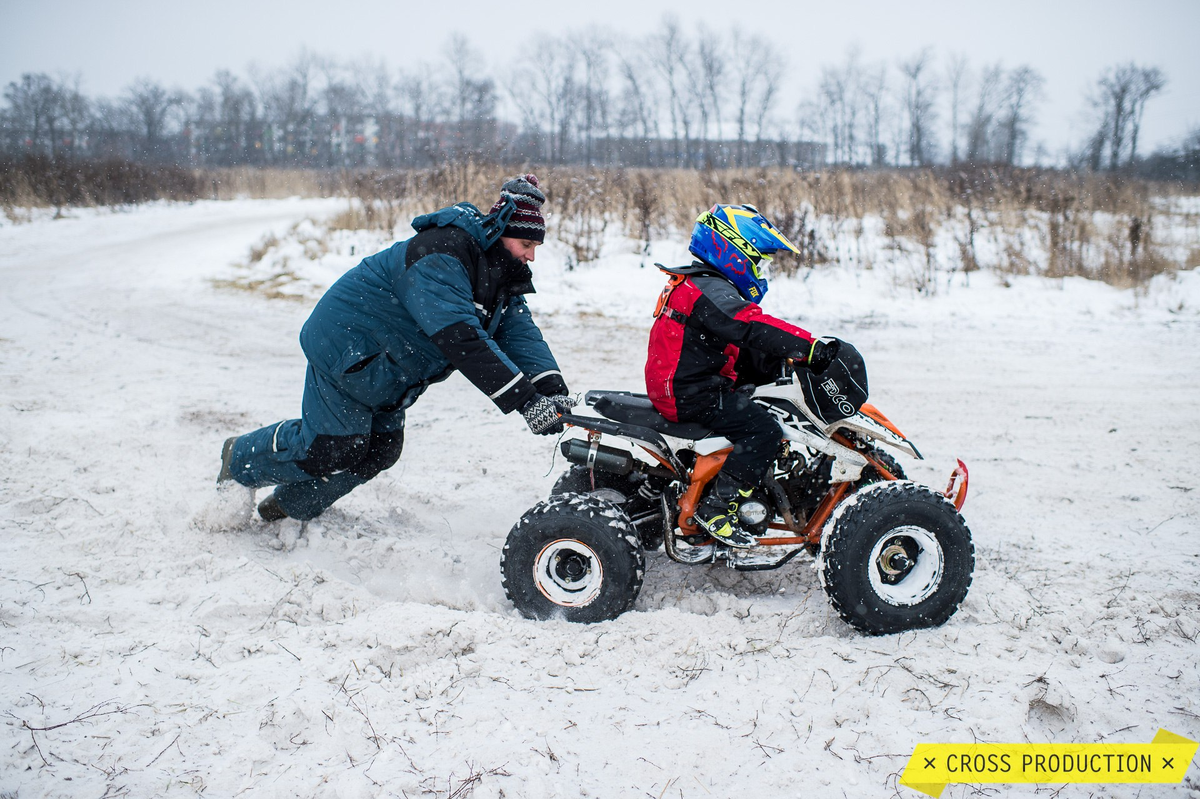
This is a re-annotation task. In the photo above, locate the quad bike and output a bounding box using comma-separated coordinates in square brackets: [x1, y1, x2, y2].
[501, 358, 974, 635]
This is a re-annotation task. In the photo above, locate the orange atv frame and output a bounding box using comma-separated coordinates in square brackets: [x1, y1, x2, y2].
[573, 402, 969, 550]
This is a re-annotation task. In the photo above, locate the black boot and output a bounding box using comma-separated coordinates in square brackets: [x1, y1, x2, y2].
[693, 473, 757, 548]
[257, 492, 289, 522]
[217, 436, 237, 484]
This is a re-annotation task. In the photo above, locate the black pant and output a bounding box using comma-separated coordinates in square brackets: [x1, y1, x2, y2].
[682, 389, 780, 488]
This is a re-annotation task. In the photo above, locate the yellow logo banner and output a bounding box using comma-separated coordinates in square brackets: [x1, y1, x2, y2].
[900, 729, 1197, 798]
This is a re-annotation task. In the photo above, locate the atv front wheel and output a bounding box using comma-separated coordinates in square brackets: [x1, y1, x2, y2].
[820, 481, 973, 635]
[502, 494, 644, 623]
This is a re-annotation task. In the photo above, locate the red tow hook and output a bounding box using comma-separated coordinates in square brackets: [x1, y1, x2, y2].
[943, 459, 969, 511]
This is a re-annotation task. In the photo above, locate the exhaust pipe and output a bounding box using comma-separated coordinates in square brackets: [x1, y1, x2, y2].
[560, 439, 635, 476]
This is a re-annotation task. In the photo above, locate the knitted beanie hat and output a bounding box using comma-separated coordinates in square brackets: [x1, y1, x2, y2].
[490, 173, 546, 242]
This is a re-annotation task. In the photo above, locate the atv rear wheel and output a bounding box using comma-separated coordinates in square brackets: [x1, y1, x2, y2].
[820, 481, 973, 635]
[551, 466, 668, 552]
[502, 494, 644, 623]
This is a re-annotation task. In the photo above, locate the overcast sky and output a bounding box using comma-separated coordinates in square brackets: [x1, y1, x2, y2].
[2, 0, 1197, 158]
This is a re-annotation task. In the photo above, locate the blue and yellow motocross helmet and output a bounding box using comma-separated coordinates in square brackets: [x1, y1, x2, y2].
[688, 203, 802, 303]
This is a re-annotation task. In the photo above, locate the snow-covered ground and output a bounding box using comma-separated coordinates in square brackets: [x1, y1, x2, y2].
[1, 199, 1198, 798]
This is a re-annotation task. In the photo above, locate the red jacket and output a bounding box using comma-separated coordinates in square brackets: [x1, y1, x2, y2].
[645, 268, 814, 422]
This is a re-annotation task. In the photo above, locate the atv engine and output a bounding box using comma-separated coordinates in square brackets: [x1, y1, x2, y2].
[736, 489, 774, 536]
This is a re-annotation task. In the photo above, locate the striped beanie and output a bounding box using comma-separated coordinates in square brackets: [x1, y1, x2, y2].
[490, 173, 546, 242]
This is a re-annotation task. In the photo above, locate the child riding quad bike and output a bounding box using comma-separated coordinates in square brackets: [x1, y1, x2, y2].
[500, 205, 973, 634]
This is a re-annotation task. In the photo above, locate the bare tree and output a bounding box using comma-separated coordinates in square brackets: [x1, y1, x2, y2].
[315, 58, 367, 166]
[796, 96, 827, 165]
[652, 17, 694, 167]
[1103, 64, 1136, 170]
[17, 32, 1183, 175]
[1087, 63, 1167, 170]
[4, 73, 69, 156]
[509, 35, 581, 164]
[210, 70, 259, 164]
[890, 92, 908, 168]
[614, 39, 660, 163]
[349, 57, 397, 167]
[505, 66, 546, 160]
[444, 35, 498, 159]
[899, 49, 938, 166]
[750, 42, 783, 155]
[444, 33, 475, 134]
[821, 48, 865, 165]
[85, 97, 127, 158]
[862, 63, 889, 166]
[695, 25, 725, 166]
[677, 28, 710, 167]
[577, 30, 612, 166]
[998, 65, 1044, 165]
[729, 29, 783, 167]
[965, 62, 1003, 164]
[398, 63, 443, 166]
[1127, 66, 1166, 165]
[122, 77, 186, 162]
[357, 58, 395, 118]
[729, 28, 755, 166]
[817, 68, 845, 164]
[253, 50, 320, 165]
[944, 53, 968, 165]
[1081, 104, 1110, 172]
[320, 62, 365, 120]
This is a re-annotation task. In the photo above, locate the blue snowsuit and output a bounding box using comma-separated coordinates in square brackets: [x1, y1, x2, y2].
[227, 203, 564, 519]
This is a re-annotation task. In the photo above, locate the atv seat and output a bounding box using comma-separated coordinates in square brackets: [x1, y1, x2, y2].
[585, 390, 713, 440]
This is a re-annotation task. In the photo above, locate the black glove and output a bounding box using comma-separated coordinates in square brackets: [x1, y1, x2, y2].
[547, 393, 577, 414]
[521, 394, 566, 436]
[806, 338, 841, 374]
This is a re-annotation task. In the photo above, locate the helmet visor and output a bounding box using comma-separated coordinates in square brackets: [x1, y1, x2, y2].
[754, 217, 801, 255]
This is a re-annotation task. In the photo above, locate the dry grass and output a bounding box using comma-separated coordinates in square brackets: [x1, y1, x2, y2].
[310, 165, 1200, 289]
[1, 155, 201, 210]
[211, 274, 309, 302]
[199, 168, 347, 200]
[6, 156, 1195, 290]
[326, 163, 515, 236]
[540, 169, 610, 266]
[247, 232, 279, 264]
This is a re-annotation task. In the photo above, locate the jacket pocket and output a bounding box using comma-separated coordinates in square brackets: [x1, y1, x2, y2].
[343, 353, 379, 374]
[337, 351, 407, 408]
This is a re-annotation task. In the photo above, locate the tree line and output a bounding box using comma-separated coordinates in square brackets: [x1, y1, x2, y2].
[0, 23, 1191, 177]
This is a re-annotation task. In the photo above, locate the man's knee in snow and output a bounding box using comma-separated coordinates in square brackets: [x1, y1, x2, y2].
[349, 430, 405, 480]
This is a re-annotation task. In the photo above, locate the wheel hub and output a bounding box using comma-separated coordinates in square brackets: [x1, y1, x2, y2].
[867, 525, 944, 606]
[878, 538, 917, 583]
[555, 552, 590, 582]
[533, 539, 605, 608]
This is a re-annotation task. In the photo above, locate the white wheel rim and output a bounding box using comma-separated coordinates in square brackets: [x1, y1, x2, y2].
[868, 525, 943, 606]
[533, 539, 604, 607]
